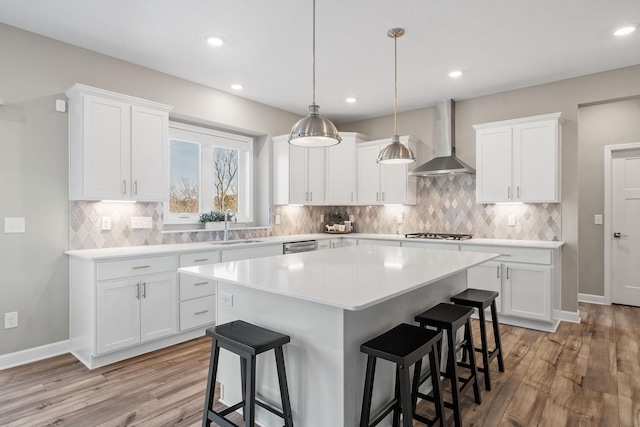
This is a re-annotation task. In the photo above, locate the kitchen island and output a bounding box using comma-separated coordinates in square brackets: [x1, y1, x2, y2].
[179, 244, 498, 426]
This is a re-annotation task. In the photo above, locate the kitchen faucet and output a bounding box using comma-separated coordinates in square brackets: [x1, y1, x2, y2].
[224, 209, 236, 241]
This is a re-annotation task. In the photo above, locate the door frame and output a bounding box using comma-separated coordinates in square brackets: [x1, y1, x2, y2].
[603, 142, 640, 304]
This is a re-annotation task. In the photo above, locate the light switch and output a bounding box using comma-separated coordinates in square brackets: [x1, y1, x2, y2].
[275, 214, 281, 225]
[131, 216, 152, 229]
[594, 214, 603, 225]
[507, 215, 516, 226]
[320, 214, 324, 223]
[4, 217, 25, 233]
[55, 99, 66, 112]
[397, 214, 404, 224]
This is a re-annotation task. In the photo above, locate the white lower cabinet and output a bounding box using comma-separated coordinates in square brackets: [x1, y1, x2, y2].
[502, 263, 551, 322]
[97, 268, 177, 355]
[318, 239, 341, 250]
[461, 244, 557, 324]
[178, 251, 220, 331]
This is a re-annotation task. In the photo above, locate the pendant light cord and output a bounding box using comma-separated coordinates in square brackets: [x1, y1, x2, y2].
[312, 0, 316, 105]
[393, 32, 398, 136]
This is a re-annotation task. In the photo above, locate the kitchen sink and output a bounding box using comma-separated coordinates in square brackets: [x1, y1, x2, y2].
[209, 239, 264, 245]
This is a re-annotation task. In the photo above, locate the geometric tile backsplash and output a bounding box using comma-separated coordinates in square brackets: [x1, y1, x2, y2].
[69, 174, 561, 250]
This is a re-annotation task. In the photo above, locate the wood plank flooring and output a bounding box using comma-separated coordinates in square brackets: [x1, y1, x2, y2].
[1, 302, 639, 426]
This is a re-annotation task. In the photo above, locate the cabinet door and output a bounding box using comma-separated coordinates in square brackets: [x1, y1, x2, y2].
[357, 144, 381, 204]
[381, 162, 408, 204]
[467, 261, 502, 313]
[502, 263, 551, 321]
[221, 244, 284, 262]
[307, 147, 326, 205]
[97, 279, 140, 354]
[342, 238, 358, 247]
[327, 137, 356, 204]
[513, 120, 559, 202]
[289, 145, 307, 204]
[140, 273, 177, 342]
[83, 95, 131, 200]
[131, 106, 168, 201]
[476, 127, 512, 203]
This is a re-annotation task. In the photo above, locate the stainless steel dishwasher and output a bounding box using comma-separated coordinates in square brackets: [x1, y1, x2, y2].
[283, 240, 318, 254]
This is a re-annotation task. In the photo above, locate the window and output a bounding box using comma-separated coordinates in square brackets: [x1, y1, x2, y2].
[165, 121, 253, 225]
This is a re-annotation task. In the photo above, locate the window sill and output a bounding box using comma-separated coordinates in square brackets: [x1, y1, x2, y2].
[161, 225, 272, 234]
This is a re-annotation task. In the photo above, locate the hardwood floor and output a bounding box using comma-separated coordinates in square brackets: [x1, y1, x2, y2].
[0, 302, 638, 426]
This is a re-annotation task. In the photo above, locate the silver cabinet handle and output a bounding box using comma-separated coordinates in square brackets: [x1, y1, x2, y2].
[194, 258, 209, 263]
[194, 281, 208, 286]
[497, 266, 500, 279]
[123, 180, 127, 195]
[382, 192, 385, 201]
[136, 282, 140, 299]
[305, 192, 308, 202]
[376, 192, 379, 202]
[506, 267, 510, 280]
[134, 180, 138, 195]
[142, 282, 147, 298]
[195, 310, 209, 315]
[517, 186, 520, 198]
[132, 265, 150, 270]
[310, 192, 313, 202]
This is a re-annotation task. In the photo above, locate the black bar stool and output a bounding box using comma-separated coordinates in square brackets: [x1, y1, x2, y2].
[360, 323, 445, 427]
[450, 288, 505, 391]
[202, 320, 294, 427]
[415, 303, 481, 427]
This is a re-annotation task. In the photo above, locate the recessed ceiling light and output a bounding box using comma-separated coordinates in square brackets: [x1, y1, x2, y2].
[231, 84, 243, 90]
[449, 70, 463, 78]
[345, 97, 357, 103]
[206, 35, 225, 47]
[613, 25, 636, 36]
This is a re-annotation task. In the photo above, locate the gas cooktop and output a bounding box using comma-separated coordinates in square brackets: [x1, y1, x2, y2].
[404, 232, 473, 241]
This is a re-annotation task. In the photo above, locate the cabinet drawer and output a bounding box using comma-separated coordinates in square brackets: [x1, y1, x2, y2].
[179, 251, 220, 268]
[180, 296, 216, 331]
[97, 255, 176, 281]
[461, 245, 551, 265]
[179, 273, 215, 301]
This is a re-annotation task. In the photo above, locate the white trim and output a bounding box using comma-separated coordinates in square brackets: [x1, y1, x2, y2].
[604, 142, 640, 305]
[0, 340, 70, 371]
[578, 293, 606, 305]
[554, 308, 581, 324]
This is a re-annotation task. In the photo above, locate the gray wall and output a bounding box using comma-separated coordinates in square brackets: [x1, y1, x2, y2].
[0, 23, 300, 356]
[578, 98, 640, 297]
[345, 66, 640, 312]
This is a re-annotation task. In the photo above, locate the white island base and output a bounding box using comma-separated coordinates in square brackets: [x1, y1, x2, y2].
[180, 245, 498, 426]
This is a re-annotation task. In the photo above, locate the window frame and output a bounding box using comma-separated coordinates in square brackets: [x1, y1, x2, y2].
[164, 121, 253, 226]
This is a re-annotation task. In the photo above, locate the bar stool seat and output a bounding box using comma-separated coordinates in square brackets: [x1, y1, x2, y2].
[450, 288, 505, 391]
[360, 323, 445, 427]
[415, 303, 481, 427]
[202, 320, 294, 427]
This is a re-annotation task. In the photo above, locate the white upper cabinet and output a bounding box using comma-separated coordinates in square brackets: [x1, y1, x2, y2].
[272, 132, 368, 206]
[474, 113, 562, 204]
[356, 136, 417, 205]
[67, 84, 172, 201]
[326, 133, 368, 205]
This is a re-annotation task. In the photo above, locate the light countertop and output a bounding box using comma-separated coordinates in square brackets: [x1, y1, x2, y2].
[179, 245, 499, 311]
[65, 233, 563, 260]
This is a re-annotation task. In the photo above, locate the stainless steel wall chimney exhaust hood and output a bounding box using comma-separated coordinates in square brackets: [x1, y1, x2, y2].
[409, 99, 475, 176]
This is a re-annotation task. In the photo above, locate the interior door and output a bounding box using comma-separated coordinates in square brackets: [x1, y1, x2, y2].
[611, 151, 640, 306]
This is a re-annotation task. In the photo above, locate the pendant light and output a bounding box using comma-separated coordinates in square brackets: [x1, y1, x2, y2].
[288, 0, 341, 147]
[377, 28, 416, 164]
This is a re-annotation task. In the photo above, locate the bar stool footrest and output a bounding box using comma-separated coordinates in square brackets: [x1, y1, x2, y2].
[367, 398, 399, 427]
[256, 397, 286, 419]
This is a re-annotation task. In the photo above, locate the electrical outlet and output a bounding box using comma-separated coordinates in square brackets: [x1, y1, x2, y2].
[220, 293, 233, 307]
[397, 214, 404, 224]
[507, 215, 516, 226]
[594, 214, 603, 225]
[131, 216, 152, 229]
[4, 217, 25, 233]
[5, 312, 18, 329]
[320, 214, 324, 223]
[275, 214, 281, 225]
[101, 216, 112, 231]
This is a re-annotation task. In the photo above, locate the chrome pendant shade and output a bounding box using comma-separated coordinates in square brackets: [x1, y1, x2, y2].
[377, 28, 415, 164]
[289, 0, 341, 147]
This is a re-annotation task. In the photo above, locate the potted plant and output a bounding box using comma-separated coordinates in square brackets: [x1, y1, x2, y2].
[327, 213, 346, 232]
[200, 210, 229, 230]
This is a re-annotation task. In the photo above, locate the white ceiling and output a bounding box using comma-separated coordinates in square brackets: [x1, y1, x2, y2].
[1, 0, 639, 124]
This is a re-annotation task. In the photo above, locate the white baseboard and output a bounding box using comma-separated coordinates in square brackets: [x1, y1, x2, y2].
[0, 340, 70, 371]
[554, 309, 581, 324]
[578, 293, 606, 305]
